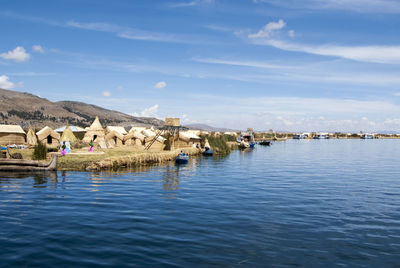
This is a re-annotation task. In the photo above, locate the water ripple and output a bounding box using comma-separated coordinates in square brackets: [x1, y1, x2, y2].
[0, 140, 399, 267]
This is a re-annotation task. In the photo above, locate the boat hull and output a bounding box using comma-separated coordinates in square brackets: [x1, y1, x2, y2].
[203, 150, 214, 156]
[259, 141, 271, 146]
[0, 155, 57, 171]
[175, 154, 189, 164]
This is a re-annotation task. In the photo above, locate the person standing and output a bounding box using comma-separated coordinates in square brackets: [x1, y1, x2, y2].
[89, 140, 94, 152]
[60, 141, 67, 156]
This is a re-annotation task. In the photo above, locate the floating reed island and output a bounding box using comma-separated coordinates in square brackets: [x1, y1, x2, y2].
[0, 117, 239, 171]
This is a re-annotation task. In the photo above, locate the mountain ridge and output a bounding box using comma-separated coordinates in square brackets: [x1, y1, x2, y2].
[0, 88, 164, 129]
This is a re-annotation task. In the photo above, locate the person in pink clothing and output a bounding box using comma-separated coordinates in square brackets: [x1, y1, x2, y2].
[89, 140, 94, 152]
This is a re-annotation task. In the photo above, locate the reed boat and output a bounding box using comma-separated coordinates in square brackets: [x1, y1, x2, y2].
[0, 154, 57, 171]
[237, 131, 255, 149]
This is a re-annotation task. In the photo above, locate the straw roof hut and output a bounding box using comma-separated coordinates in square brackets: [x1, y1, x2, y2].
[138, 128, 165, 151]
[60, 126, 77, 143]
[0, 125, 26, 145]
[106, 126, 127, 136]
[123, 130, 146, 148]
[82, 117, 106, 148]
[145, 135, 166, 151]
[105, 131, 124, 148]
[55, 125, 86, 140]
[36, 126, 60, 148]
[142, 129, 157, 142]
[175, 131, 201, 148]
[26, 127, 37, 146]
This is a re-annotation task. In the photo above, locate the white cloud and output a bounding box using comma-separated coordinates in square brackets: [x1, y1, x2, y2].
[133, 104, 159, 118]
[168, 0, 214, 8]
[0, 75, 15, 89]
[32, 45, 44, 53]
[288, 30, 295, 38]
[254, 0, 400, 13]
[248, 20, 400, 64]
[248, 19, 286, 38]
[102, 91, 111, 97]
[66, 20, 194, 43]
[0, 46, 30, 62]
[154, 81, 167, 89]
[193, 57, 295, 69]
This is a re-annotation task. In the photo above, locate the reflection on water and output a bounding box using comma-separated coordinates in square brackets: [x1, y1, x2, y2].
[0, 171, 58, 189]
[163, 166, 180, 191]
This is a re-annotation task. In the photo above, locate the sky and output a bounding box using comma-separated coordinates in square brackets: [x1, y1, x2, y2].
[1, 0, 400, 132]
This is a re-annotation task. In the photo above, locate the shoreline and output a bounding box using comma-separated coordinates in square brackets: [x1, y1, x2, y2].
[7, 147, 203, 171]
[80, 148, 201, 171]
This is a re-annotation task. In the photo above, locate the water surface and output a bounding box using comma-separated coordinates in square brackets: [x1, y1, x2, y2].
[0, 140, 399, 267]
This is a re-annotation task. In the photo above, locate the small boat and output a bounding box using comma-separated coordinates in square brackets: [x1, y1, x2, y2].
[360, 133, 374, 139]
[175, 153, 189, 164]
[0, 154, 58, 171]
[313, 133, 329, 139]
[293, 133, 310, 139]
[203, 147, 214, 156]
[237, 130, 255, 150]
[258, 141, 271, 146]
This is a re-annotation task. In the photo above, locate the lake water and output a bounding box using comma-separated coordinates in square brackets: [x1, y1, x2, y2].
[0, 139, 399, 267]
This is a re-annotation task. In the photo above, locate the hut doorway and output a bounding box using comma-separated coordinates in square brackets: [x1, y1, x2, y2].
[113, 136, 117, 144]
[93, 135, 98, 141]
[47, 135, 52, 144]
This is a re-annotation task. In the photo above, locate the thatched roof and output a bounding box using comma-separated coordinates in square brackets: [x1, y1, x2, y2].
[130, 130, 146, 142]
[106, 126, 127, 135]
[142, 129, 156, 138]
[179, 132, 201, 142]
[105, 130, 124, 141]
[26, 127, 37, 145]
[89, 116, 104, 131]
[0, 124, 25, 134]
[128, 126, 146, 133]
[60, 126, 77, 142]
[123, 131, 135, 141]
[36, 126, 60, 141]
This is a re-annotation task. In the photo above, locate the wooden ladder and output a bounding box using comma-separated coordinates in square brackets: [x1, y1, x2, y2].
[144, 130, 164, 150]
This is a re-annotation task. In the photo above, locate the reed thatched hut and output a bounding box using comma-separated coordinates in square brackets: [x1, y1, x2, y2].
[36, 126, 60, 148]
[123, 130, 146, 148]
[106, 126, 127, 136]
[60, 126, 77, 143]
[0, 125, 26, 145]
[105, 131, 124, 148]
[176, 131, 201, 148]
[26, 127, 37, 146]
[141, 129, 165, 151]
[55, 125, 86, 139]
[82, 117, 106, 148]
[145, 135, 166, 151]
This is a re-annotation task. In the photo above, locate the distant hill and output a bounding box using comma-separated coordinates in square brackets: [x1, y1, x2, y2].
[0, 88, 163, 129]
[185, 123, 239, 132]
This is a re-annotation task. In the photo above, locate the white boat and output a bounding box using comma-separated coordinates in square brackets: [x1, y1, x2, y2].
[360, 133, 374, 139]
[313, 133, 329, 139]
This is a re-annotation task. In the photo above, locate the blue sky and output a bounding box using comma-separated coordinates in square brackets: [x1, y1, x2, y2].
[1, 0, 400, 132]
